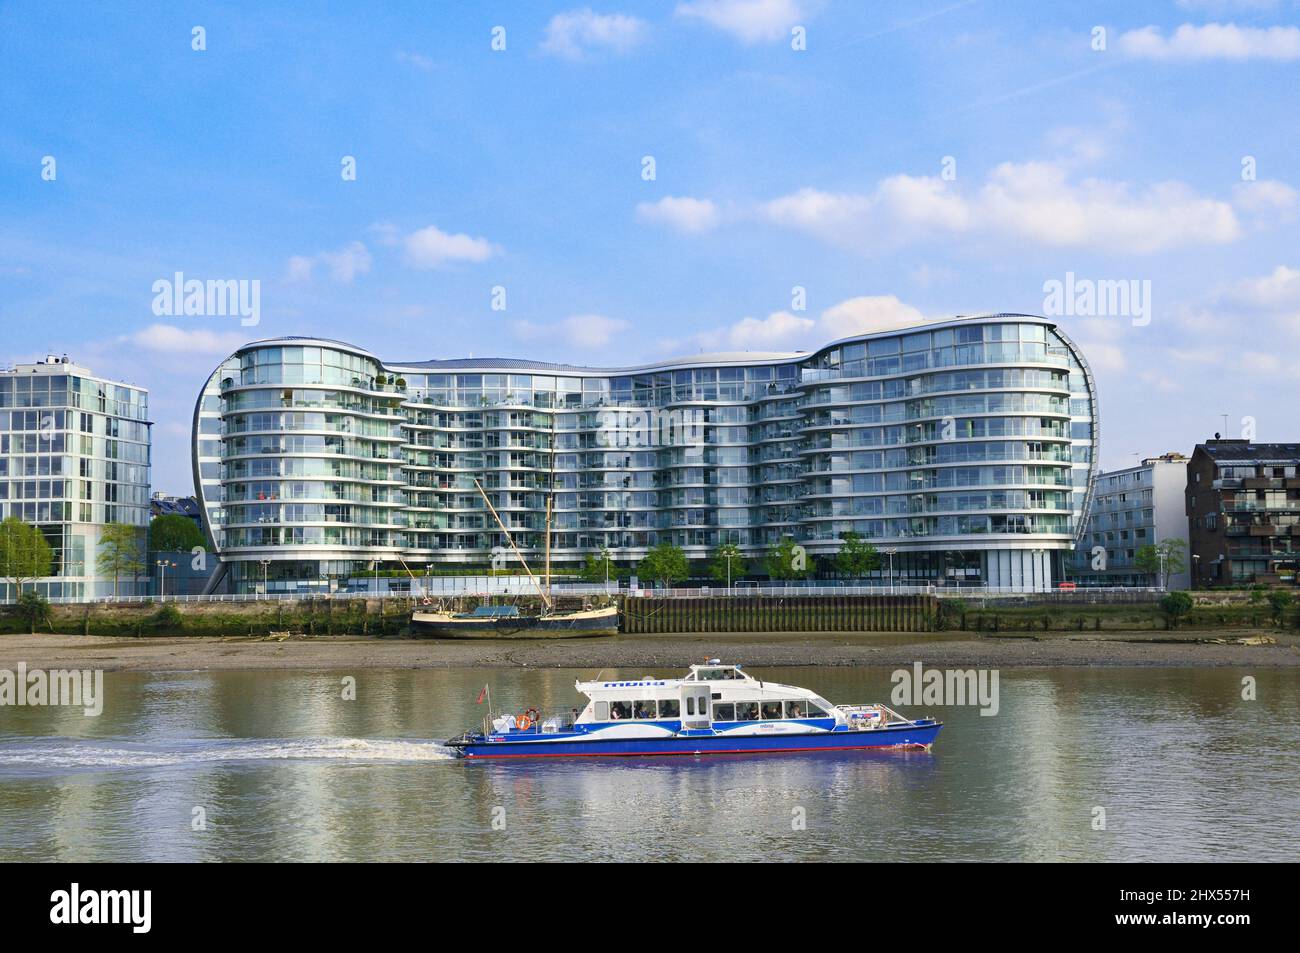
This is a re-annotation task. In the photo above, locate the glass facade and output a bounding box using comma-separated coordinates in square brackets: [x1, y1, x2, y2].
[1, 357, 151, 599]
[193, 316, 1099, 593]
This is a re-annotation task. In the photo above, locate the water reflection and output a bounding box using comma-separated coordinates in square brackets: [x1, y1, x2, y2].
[0, 667, 1295, 862]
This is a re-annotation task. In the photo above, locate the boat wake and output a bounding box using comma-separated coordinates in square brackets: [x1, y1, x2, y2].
[0, 737, 456, 771]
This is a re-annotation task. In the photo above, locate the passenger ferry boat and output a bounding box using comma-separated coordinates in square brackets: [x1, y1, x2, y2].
[445, 661, 942, 759]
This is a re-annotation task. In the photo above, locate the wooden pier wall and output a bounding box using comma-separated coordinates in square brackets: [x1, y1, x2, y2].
[619, 594, 937, 634]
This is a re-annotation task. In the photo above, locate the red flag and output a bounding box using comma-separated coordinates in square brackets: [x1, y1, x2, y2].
[476, 684, 488, 705]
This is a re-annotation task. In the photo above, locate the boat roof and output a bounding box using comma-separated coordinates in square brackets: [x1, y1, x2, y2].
[576, 662, 762, 693]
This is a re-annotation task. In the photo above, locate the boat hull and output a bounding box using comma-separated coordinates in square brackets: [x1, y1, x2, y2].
[453, 721, 941, 759]
[412, 606, 618, 639]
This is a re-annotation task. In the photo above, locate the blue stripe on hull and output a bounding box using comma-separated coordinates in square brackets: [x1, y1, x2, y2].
[460, 723, 941, 759]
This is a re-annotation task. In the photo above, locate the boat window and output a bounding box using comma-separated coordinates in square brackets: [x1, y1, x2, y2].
[699, 668, 722, 681]
[594, 701, 609, 720]
[786, 700, 808, 718]
[633, 699, 655, 720]
[659, 699, 680, 718]
[712, 703, 735, 721]
[761, 702, 783, 720]
[736, 702, 760, 721]
[610, 701, 632, 720]
[685, 697, 695, 716]
[807, 700, 831, 718]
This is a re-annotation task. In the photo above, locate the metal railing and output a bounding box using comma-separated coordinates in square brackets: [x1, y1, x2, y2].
[0, 582, 1168, 607]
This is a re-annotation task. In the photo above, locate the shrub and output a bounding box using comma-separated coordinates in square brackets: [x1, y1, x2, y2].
[1159, 591, 1193, 627]
[16, 589, 51, 633]
[1266, 590, 1293, 627]
[152, 603, 184, 630]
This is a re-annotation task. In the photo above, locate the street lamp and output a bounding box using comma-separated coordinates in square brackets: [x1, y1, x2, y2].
[155, 559, 176, 600]
[882, 547, 898, 594]
[259, 558, 271, 598]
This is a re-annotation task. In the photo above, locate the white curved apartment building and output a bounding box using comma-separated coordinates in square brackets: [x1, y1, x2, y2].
[192, 314, 1098, 593]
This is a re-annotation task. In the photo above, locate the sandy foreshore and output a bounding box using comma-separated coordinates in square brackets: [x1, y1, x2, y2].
[0, 630, 1297, 672]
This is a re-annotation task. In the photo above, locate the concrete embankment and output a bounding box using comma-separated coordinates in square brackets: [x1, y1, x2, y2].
[0, 591, 1294, 638]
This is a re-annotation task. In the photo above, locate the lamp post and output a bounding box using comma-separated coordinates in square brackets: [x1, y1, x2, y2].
[1192, 553, 1200, 589]
[155, 559, 176, 600]
[259, 558, 271, 598]
[882, 547, 897, 594]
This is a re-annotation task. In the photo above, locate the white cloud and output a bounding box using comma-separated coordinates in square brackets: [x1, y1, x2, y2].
[513, 314, 630, 349]
[395, 50, 436, 71]
[286, 241, 372, 284]
[319, 241, 372, 283]
[1232, 178, 1298, 225]
[541, 9, 648, 59]
[759, 161, 1248, 254]
[1118, 23, 1300, 61]
[404, 225, 498, 268]
[818, 296, 928, 339]
[126, 324, 248, 355]
[635, 196, 721, 233]
[978, 161, 1239, 252]
[286, 255, 315, 282]
[681, 295, 928, 353]
[1229, 264, 1300, 309]
[675, 0, 804, 44]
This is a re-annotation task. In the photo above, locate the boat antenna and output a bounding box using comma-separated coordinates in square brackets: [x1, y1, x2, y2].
[472, 477, 553, 611]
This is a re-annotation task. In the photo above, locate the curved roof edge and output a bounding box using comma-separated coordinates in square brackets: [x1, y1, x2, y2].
[228, 314, 1058, 376]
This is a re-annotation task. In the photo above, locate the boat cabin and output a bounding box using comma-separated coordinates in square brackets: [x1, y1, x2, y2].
[570, 662, 840, 732]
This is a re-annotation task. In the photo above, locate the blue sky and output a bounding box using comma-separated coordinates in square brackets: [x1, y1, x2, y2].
[3, 0, 1299, 493]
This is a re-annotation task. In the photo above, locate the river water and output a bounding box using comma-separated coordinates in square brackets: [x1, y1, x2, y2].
[1, 666, 1296, 862]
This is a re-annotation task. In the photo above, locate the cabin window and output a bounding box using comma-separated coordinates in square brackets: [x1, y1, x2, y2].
[610, 701, 633, 720]
[633, 699, 656, 720]
[659, 699, 680, 718]
[594, 701, 609, 720]
[686, 697, 695, 716]
[786, 700, 808, 718]
[807, 701, 831, 718]
[736, 702, 760, 721]
[712, 703, 735, 721]
[761, 702, 783, 720]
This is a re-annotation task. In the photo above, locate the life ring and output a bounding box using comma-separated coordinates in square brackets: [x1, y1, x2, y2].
[517, 714, 532, 731]
[520, 707, 540, 730]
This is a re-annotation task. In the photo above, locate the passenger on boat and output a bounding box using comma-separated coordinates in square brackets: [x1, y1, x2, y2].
[762, 702, 782, 719]
[738, 702, 759, 720]
[635, 702, 653, 719]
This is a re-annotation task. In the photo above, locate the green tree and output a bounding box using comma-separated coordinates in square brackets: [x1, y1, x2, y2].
[638, 541, 688, 588]
[1267, 590, 1293, 627]
[834, 531, 880, 578]
[579, 548, 618, 583]
[708, 542, 745, 586]
[1159, 591, 1193, 627]
[1134, 538, 1187, 587]
[766, 537, 812, 581]
[97, 522, 146, 599]
[16, 590, 52, 634]
[0, 516, 54, 597]
[149, 514, 206, 553]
